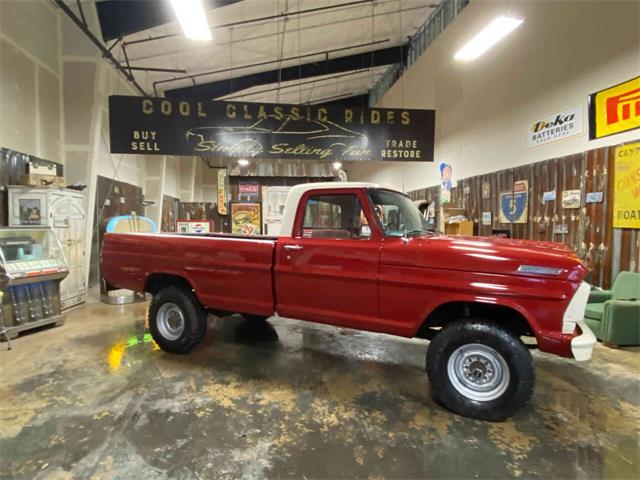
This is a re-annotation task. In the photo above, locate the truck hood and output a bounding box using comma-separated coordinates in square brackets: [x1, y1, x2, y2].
[408, 235, 586, 282]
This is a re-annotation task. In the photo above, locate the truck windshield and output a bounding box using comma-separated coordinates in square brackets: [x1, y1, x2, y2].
[368, 189, 433, 237]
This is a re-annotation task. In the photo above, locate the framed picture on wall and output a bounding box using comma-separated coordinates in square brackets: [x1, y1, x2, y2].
[230, 202, 262, 235]
[19, 199, 42, 225]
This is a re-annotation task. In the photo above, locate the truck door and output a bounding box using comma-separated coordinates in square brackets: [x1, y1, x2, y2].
[275, 189, 381, 331]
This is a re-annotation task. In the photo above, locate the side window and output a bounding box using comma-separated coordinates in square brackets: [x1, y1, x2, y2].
[302, 194, 371, 239]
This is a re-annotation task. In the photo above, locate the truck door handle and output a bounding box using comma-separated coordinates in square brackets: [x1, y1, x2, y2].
[283, 244, 304, 251]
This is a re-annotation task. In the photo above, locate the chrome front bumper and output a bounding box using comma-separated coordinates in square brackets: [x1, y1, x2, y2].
[562, 281, 596, 361]
[571, 319, 597, 361]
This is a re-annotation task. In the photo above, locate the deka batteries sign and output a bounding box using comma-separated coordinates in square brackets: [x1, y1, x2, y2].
[526, 103, 584, 148]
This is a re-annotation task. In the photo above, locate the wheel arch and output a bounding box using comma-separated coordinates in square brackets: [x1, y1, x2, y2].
[144, 273, 195, 295]
[415, 300, 537, 340]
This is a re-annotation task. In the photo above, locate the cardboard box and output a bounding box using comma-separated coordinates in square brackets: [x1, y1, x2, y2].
[445, 220, 474, 236]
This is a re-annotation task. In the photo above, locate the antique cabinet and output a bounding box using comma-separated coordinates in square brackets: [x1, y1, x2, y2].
[8, 186, 87, 310]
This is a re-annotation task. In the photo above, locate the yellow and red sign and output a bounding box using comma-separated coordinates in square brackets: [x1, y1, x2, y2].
[590, 76, 640, 139]
[217, 168, 228, 215]
[613, 142, 640, 229]
[231, 202, 261, 235]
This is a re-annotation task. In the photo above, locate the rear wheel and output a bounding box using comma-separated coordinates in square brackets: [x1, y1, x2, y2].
[148, 287, 207, 354]
[426, 319, 534, 421]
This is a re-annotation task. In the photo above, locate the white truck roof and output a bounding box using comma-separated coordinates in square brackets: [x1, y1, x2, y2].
[279, 182, 380, 237]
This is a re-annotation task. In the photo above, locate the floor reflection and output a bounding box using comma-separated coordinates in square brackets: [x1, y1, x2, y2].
[214, 315, 280, 344]
[106, 330, 159, 372]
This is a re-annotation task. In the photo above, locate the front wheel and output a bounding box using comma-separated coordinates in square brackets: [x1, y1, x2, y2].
[426, 319, 534, 421]
[148, 287, 207, 354]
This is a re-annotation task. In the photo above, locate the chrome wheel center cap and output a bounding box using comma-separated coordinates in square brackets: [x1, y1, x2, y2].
[447, 344, 510, 402]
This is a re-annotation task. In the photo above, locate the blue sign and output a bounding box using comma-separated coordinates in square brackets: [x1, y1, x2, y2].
[542, 190, 556, 203]
[500, 191, 528, 223]
[585, 191, 604, 203]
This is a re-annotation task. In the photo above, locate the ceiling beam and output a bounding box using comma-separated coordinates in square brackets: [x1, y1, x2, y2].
[96, 0, 244, 42]
[53, 0, 147, 95]
[312, 93, 370, 108]
[124, 0, 374, 48]
[154, 38, 389, 91]
[125, 2, 430, 64]
[219, 68, 372, 101]
[164, 44, 407, 99]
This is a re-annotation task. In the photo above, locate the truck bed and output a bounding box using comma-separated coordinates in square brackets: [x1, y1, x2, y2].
[101, 232, 277, 316]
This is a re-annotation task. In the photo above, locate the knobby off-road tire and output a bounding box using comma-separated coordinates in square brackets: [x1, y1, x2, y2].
[148, 287, 207, 354]
[426, 319, 534, 421]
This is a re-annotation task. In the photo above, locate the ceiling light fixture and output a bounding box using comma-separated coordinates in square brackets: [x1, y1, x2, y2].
[332, 162, 342, 170]
[454, 16, 523, 61]
[238, 159, 249, 166]
[170, 0, 212, 41]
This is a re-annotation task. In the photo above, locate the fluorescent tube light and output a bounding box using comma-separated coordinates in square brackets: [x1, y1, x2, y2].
[170, 0, 212, 41]
[238, 159, 249, 166]
[454, 16, 523, 61]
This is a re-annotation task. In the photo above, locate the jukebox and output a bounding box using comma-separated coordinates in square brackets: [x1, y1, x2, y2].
[0, 227, 69, 340]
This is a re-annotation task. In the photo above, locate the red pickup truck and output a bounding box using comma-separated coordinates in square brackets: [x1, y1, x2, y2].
[102, 182, 595, 421]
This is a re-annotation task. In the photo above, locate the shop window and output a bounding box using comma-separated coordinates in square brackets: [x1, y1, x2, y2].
[302, 194, 371, 239]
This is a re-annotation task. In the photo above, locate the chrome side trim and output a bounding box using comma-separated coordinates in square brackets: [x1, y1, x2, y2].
[106, 232, 277, 244]
[517, 265, 563, 275]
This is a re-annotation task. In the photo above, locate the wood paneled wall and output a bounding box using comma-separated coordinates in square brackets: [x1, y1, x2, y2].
[89, 176, 144, 288]
[178, 202, 226, 232]
[408, 144, 639, 288]
[161, 195, 179, 232]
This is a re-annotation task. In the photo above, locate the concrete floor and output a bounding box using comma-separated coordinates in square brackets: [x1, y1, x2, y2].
[0, 300, 639, 480]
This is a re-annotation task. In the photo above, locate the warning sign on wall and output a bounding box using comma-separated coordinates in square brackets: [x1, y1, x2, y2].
[613, 142, 640, 229]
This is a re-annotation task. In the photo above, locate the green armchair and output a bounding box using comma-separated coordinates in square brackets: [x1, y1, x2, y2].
[584, 271, 640, 346]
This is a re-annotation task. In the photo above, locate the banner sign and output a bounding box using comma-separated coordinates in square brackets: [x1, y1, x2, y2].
[108, 96, 435, 162]
[526, 103, 584, 148]
[589, 76, 640, 139]
[613, 142, 640, 229]
[499, 180, 528, 224]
